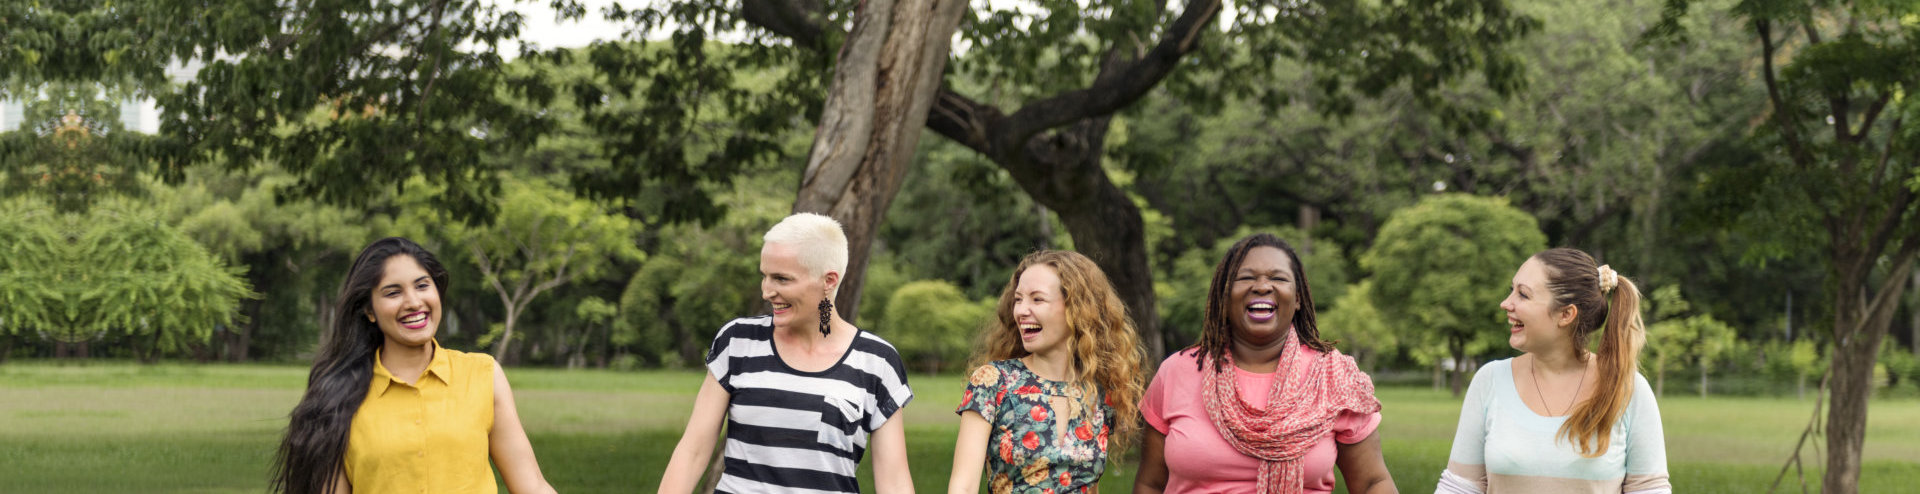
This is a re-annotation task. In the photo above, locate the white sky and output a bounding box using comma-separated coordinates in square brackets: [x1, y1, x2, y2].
[498, 0, 633, 57]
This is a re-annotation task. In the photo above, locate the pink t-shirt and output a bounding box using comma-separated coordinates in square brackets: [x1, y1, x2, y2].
[1141, 347, 1382, 494]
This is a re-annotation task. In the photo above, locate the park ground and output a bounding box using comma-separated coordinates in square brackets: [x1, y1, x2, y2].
[3, 363, 1918, 493]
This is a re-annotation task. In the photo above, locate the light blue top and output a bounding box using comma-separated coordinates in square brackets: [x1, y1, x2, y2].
[1437, 358, 1671, 494]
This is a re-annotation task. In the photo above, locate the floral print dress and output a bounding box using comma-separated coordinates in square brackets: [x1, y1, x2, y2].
[957, 359, 1112, 494]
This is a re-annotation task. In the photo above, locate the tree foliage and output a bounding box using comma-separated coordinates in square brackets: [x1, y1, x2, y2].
[883, 280, 992, 373]
[1320, 280, 1397, 372]
[1647, 285, 1739, 396]
[409, 176, 645, 362]
[1649, 0, 1920, 489]
[1365, 194, 1546, 395]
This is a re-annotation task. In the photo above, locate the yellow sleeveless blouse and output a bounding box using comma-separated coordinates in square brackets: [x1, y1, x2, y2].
[345, 341, 497, 493]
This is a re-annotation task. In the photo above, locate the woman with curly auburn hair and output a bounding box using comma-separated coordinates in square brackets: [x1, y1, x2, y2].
[1135, 233, 1393, 494]
[947, 250, 1147, 494]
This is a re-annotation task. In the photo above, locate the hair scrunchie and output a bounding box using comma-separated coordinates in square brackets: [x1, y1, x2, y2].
[1597, 265, 1619, 294]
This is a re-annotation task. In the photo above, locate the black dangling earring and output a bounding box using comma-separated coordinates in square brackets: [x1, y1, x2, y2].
[818, 298, 834, 336]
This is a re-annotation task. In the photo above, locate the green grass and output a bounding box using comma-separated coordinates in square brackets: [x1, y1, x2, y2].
[4, 362, 1919, 493]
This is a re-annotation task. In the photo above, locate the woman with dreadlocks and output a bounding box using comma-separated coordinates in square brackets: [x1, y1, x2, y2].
[1134, 233, 1395, 494]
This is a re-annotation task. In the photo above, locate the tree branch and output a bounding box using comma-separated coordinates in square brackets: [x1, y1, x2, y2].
[1853, 93, 1890, 143]
[994, 0, 1222, 146]
[1757, 20, 1815, 169]
[1862, 159, 1915, 261]
[471, 244, 516, 312]
[926, 88, 1001, 155]
[740, 0, 828, 44]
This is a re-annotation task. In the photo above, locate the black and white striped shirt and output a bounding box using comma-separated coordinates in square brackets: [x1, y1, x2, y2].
[705, 316, 914, 494]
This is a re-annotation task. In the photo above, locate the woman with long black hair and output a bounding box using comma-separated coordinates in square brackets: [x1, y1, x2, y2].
[271, 237, 557, 494]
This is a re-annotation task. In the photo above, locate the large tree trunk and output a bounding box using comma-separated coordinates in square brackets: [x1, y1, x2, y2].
[1824, 255, 1916, 494]
[790, 0, 968, 324]
[743, 0, 1220, 362]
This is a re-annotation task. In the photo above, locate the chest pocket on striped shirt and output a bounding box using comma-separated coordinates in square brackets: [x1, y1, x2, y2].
[822, 394, 863, 429]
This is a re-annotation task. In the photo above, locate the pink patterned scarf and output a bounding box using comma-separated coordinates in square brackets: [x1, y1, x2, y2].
[1202, 329, 1382, 494]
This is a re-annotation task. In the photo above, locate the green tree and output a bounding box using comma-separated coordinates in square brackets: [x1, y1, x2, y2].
[614, 175, 791, 367]
[883, 280, 991, 374]
[1365, 194, 1546, 396]
[1646, 285, 1738, 396]
[606, 0, 1539, 363]
[1320, 281, 1397, 372]
[0, 200, 63, 361]
[154, 165, 372, 361]
[566, 297, 618, 369]
[82, 201, 256, 363]
[1650, 0, 1920, 488]
[408, 177, 644, 363]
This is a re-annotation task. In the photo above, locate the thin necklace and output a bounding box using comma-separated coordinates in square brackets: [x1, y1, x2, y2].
[1530, 354, 1587, 416]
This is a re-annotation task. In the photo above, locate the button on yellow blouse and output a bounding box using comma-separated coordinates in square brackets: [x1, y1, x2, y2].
[346, 341, 497, 493]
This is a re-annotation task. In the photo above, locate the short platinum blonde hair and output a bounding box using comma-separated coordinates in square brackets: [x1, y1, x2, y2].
[763, 212, 850, 294]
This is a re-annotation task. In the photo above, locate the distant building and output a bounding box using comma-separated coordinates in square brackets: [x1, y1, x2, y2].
[0, 60, 202, 134]
[0, 100, 23, 132]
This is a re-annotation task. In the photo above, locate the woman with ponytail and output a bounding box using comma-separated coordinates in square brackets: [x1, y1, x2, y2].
[271, 237, 556, 494]
[1135, 233, 1395, 494]
[1436, 248, 1670, 493]
[947, 250, 1146, 493]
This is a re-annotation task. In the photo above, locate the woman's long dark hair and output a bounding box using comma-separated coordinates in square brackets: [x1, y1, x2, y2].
[271, 237, 449, 494]
[1190, 233, 1333, 371]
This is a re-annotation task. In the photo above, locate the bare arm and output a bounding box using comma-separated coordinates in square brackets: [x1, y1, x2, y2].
[1132, 428, 1169, 494]
[658, 372, 732, 494]
[1335, 430, 1397, 494]
[871, 407, 915, 494]
[489, 362, 558, 494]
[946, 411, 991, 494]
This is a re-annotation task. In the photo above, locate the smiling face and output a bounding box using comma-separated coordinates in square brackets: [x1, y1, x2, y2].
[1012, 264, 1071, 357]
[365, 255, 441, 348]
[1501, 257, 1574, 353]
[1228, 246, 1300, 347]
[761, 242, 834, 333]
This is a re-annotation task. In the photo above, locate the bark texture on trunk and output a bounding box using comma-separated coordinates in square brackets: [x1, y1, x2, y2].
[1823, 254, 1916, 494]
[791, 0, 968, 324]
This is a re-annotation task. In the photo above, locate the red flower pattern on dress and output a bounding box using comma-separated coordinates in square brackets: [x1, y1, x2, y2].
[964, 360, 1117, 493]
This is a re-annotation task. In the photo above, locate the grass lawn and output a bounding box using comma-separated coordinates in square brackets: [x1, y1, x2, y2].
[3, 362, 1918, 493]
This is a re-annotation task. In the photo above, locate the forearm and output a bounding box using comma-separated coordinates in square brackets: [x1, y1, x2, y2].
[656, 438, 714, 494]
[504, 478, 557, 494]
[1351, 475, 1397, 494]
